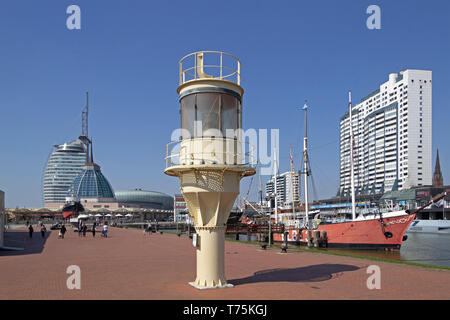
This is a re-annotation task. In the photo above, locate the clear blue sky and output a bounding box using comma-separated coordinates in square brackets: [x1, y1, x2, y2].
[1, 0, 449, 208]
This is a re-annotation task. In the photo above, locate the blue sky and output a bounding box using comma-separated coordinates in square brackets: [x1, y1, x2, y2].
[0, 0, 449, 208]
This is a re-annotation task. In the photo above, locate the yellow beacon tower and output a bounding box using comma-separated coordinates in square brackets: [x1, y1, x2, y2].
[165, 51, 255, 289]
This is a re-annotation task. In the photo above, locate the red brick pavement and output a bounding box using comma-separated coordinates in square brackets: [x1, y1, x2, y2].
[0, 226, 449, 300]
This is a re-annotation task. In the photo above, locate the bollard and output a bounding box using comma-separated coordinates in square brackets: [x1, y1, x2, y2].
[320, 230, 328, 247]
[306, 230, 313, 247]
[313, 230, 320, 248]
[281, 231, 288, 253]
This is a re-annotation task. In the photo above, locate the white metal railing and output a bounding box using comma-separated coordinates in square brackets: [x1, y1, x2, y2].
[165, 138, 256, 169]
[179, 51, 241, 86]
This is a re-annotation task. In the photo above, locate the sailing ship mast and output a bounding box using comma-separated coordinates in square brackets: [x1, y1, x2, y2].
[273, 143, 279, 223]
[348, 90, 356, 220]
[302, 100, 310, 228]
[289, 147, 296, 219]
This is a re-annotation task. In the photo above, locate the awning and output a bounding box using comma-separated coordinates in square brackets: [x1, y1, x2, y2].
[63, 211, 73, 219]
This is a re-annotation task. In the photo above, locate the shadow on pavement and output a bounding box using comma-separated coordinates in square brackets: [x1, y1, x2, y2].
[1, 230, 52, 256]
[230, 264, 360, 285]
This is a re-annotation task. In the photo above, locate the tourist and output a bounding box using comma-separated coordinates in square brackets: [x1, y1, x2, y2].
[78, 222, 82, 237]
[28, 224, 33, 238]
[82, 223, 87, 237]
[92, 222, 96, 237]
[60, 224, 66, 239]
[148, 223, 152, 236]
[41, 224, 47, 239]
[102, 222, 108, 238]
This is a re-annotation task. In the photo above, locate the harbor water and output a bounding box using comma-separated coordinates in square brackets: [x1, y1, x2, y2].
[233, 232, 450, 268]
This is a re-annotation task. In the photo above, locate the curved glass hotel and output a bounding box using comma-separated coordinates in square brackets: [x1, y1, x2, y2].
[43, 137, 89, 207]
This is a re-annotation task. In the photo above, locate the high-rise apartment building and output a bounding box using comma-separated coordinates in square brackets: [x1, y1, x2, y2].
[339, 69, 432, 195]
[265, 171, 300, 207]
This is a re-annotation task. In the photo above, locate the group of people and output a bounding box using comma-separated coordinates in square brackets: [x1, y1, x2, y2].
[25, 220, 109, 239]
[27, 221, 48, 239]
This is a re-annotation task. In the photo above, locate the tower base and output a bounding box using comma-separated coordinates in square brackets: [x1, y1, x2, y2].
[188, 282, 234, 290]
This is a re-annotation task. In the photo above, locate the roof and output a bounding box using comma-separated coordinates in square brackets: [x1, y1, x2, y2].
[67, 162, 115, 199]
[379, 189, 416, 201]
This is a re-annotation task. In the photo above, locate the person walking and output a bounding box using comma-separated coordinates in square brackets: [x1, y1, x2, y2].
[102, 223, 108, 238]
[28, 224, 34, 239]
[92, 222, 96, 237]
[60, 224, 66, 239]
[148, 223, 152, 236]
[40, 224, 47, 239]
[82, 223, 87, 237]
[78, 222, 82, 237]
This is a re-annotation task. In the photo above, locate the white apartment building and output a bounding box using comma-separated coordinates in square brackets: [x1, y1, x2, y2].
[265, 171, 300, 207]
[340, 69, 432, 195]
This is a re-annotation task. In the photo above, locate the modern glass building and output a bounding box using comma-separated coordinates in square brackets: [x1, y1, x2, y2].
[114, 189, 173, 210]
[43, 137, 89, 206]
[67, 162, 115, 201]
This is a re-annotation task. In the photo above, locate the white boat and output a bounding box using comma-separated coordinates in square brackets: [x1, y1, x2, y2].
[407, 219, 450, 234]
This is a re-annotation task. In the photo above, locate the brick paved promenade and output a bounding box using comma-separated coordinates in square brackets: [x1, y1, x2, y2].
[1, 226, 449, 299]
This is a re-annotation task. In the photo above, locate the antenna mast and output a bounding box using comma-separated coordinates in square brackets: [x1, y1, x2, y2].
[82, 92, 89, 137]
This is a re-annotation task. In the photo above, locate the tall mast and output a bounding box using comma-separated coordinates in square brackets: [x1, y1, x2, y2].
[258, 161, 263, 210]
[349, 90, 356, 220]
[302, 100, 309, 228]
[273, 143, 279, 223]
[289, 147, 296, 219]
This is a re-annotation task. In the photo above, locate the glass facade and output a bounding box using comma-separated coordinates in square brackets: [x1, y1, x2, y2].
[43, 138, 89, 204]
[67, 163, 115, 199]
[114, 190, 174, 210]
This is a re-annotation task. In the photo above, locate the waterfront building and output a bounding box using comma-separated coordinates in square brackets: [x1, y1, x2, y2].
[43, 137, 90, 207]
[265, 171, 300, 207]
[64, 148, 117, 209]
[173, 194, 188, 222]
[339, 69, 432, 195]
[115, 189, 173, 210]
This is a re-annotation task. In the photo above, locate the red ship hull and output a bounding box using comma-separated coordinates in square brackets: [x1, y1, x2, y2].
[274, 213, 416, 250]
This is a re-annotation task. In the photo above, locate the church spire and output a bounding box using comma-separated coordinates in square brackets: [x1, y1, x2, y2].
[432, 149, 444, 187]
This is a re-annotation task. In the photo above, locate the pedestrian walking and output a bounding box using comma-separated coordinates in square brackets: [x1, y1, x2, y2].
[28, 225, 34, 238]
[82, 223, 87, 237]
[60, 224, 66, 239]
[102, 223, 108, 238]
[40, 224, 47, 239]
[78, 222, 82, 237]
[148, 223, 152, 236]
[92, 222, 96, 237]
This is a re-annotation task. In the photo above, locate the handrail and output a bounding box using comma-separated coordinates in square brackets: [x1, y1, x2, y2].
[179, 51, 241, 86]
[165, 138, 256, 169]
